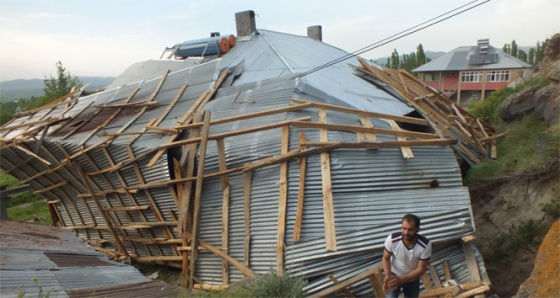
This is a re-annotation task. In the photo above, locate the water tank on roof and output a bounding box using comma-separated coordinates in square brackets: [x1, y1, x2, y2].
[174, 34, 236, 58]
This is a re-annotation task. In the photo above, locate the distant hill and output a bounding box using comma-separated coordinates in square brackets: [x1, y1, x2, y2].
[370, 51, 446, 66]
[0, 76, 115, 102]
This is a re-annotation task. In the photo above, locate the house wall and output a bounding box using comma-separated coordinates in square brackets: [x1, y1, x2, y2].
[418, 68, 526, 105]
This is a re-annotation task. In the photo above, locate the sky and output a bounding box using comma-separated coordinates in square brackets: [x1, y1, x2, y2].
[0, 0, 558, 82]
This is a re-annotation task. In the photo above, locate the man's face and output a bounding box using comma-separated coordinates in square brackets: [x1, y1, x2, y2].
[401, 219, 419, 242]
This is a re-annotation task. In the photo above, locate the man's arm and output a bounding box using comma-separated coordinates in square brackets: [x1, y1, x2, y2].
[382, 249, 393, 293]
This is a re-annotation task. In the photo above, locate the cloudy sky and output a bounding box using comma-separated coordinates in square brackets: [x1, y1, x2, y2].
[0, 0, 558, 81]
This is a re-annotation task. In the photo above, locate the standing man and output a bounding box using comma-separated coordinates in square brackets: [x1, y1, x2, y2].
[382, 214, 432, 298]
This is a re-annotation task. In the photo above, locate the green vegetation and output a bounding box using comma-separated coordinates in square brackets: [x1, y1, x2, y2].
[465, 77, 558, 184]
[0, 61, 81, 125]
[503, 37, 551, 66]
[197, 271, 307, 298]
[383, 43, 431, 72]
[485, 219, 549, 268]
[541, 195, 560, 218]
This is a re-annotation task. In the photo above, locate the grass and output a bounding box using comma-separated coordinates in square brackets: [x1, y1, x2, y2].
[465, 77, 559, 184]
[8, 200, 52, 226]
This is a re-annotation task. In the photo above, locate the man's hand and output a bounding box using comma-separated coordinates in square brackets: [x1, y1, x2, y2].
[383, 275, 400, 293]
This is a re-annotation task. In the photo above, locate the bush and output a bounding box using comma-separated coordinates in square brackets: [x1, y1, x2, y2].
[196, 271, 307, 298]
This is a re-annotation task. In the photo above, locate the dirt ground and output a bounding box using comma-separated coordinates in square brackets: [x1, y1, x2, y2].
[469, 161, 559, 297]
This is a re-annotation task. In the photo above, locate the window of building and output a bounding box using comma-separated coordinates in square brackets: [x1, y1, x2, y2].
[486, 70, 510, 82]
[461, 71, 483, 82]
[424, 73, 440, 81]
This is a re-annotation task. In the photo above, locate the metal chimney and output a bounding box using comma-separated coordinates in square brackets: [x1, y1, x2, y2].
[235, 10, 256, 37]
[307, 25, 322, 42]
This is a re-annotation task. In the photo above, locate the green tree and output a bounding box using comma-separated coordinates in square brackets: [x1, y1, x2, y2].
[27, 61, 81, 110]
[43, 61, 81, 101]
[416, 44, 427, 66]
[503, 44, 511, 55]
[511, 40, 518, 58]
[528, 48, 535, 65]
[517, 49, 528, 62]
[390, 49, 400, 69]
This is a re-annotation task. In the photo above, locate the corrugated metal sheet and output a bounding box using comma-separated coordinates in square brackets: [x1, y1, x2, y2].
[0, 220, 182, 298]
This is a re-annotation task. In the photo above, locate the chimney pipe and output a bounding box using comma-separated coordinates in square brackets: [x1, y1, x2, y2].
[307, 25, 322, 42]
[235, 10, 256, 37]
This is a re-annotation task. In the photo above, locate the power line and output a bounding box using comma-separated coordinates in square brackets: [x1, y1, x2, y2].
[295, 0, 491, 78]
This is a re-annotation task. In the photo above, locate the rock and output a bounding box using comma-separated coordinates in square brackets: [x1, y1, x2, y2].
[499, 83, 559, 126]
[515, 220, 560, 298]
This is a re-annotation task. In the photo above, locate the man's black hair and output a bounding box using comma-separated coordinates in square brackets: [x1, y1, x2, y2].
[402, 213, 421, 228]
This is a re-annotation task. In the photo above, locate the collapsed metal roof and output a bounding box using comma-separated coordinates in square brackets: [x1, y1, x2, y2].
[0, 219, 182, 297]
[0, 10, 497, 296]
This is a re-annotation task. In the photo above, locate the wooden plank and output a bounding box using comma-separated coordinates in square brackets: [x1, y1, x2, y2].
[455, 284, 491, 298]
[421, 272, 434, 290]
[442, 260, 452, 281]
[104, 205, 150, 212]
[293, 132, 307, 242]
[310, 266, 380, 298]
[357, 115, 377, 144]
[462, 241, 481, 282]
[370, 268, 385, 298]
[216, 138, 230, 286]
[243, 171, 252, 266]
[318, 108, 337, 251]
[277, 126, 290, 275]
[387, 120, 414, 159]
[328, 275, 356, 298]
[291, 99, 430, 126]
[78, 87, 139, 146]
[428, 264, 442, 288]
[188, 111, 212, 289]
[15, 145, 51, 166]
[290, 120, 439, 140]
[33, 181, 66, 194]
[75, 166, 129, 257]
[174, 102, 313, 130]
[419, 285, 461, 298]
[183, 232, 255, 278]
[149, 68, 229, 166]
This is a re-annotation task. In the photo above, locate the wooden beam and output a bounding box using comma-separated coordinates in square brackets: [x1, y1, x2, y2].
[462, 241, 481, 282]
[442, 260, 452, 281]
[318, 108, 337, 251]
[387, 120, 414, 159]
[328, 275, 356, 298]
[291, 99, 430, 126]
[357, 115, 377, 144]
[419, 285, 461, 298]
[370, 268, 385, 298]
[188, 110, 212, 288]
[277, 126, 290, 275]
[174, 102, 313, 130]
[183, 232, 255, 278]
[216, 138, 230, 286]
[428, 264, 442, 288]
[293, 132, 307, 242]
[310, 266, 380, 298]
[243, 171, 252, 266]
[75, 165, 129, 257]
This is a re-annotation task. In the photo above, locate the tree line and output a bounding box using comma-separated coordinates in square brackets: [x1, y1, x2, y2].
[0, 61, 81, 125]
[381, 38, 551, 74]
[502, 38, 550, 66]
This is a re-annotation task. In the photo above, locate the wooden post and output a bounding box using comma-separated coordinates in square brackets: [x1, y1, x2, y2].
[216, 138, 230, 286]
[277, 126, 290, 275]
[318, 108, 337, 251]
[188, 111, 212, 289]
[293, 132, 307, 241]
[243, 171, 252, 266]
